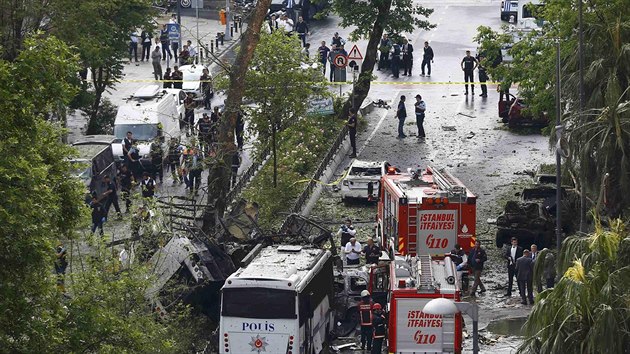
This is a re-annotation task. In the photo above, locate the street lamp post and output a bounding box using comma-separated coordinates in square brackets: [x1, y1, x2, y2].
[423, 298, 479, 354]
[224, 0, 231, 40]
[555, 40, 562, 251]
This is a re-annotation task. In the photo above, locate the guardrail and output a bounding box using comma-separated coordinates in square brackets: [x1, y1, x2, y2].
[279, 124, 348, 232]
[225, 146, 270, 208]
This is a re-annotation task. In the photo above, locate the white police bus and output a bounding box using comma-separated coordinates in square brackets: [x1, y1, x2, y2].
[219, 244, 334, 354]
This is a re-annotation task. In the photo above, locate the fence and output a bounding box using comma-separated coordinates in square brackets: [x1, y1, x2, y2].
[225, 146, 271, 208]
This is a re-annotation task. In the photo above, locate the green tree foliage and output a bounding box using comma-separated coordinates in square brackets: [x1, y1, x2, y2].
[0, 35, 86, 352]
[0, 0, 50, 60]
[333, 0, 434, 116]
[520, 218, 630, 353]
[242, 30, 328, 187]
[50, 0, 155, 134]
[474, 0, 630, 216]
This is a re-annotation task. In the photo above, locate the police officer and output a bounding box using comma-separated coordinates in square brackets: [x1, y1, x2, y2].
[478, 55, 489, 97]
[390, 41, 402, 78]
[347, 108, 357, 158]
[117, 164, 133, 213]
[414, 94, 426, 139]
[460, 50, 479, 95]
[371, 303, 387, 354]
[140, 171, 156, 198]
[359, 290, 374, 351]
[196, 113, 213, 153]
[127, 144, 142, 182]
[231, 151, 241, 188]
[167, 138, 183, 184]
[149, 140, 164, 184]
[102, 175, 122, 219]
[122, 131, 133, 165]
[337, 218, 356, 257]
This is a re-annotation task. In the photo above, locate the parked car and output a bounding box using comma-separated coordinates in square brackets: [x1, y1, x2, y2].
[340, 160, 390, 203]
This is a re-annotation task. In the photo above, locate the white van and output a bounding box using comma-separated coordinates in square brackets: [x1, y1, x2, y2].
[111, 85, 185, 166]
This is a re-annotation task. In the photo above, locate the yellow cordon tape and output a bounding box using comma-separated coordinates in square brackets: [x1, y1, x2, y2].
[110, 79, 499, 85]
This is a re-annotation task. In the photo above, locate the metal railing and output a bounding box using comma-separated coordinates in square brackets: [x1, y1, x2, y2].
[225, 146, 271, 208]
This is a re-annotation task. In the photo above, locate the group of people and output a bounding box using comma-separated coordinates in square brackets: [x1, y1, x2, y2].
[357, 290, 387, 354]
[377, 34, 415, 78]
[448, 237, 556, 305]
[337, 219, 382, 266]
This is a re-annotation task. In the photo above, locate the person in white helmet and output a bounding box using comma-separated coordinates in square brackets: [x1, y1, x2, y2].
[359, 290, 374, 350]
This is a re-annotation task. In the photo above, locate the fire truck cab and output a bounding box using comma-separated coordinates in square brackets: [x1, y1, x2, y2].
[377, 166, 477, 257]
[368, 255, 463, 353]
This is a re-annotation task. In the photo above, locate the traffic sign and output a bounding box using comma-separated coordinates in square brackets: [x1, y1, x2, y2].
[348, 44, 363, 60]
[168, 23, 180, 42]
[348, 59, 362, 72]
[333, 54, 348, 68]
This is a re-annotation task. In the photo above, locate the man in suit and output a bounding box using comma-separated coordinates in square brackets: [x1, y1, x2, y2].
[530, 244, 543, 292]
[516, 249, 534, 305]
[504, 237, 523, 297]
[402, 38, 413, 76]
[396, 95, 407, 138]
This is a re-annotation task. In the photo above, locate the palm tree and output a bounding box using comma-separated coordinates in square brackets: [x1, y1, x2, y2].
[561, 11, 630, 218]
[519, 218, 630, 353]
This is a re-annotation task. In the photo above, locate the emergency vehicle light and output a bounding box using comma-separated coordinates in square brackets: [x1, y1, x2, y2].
[387, 166, 397, 174]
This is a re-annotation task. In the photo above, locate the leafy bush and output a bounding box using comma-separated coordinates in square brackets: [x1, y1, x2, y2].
[243, 114, 343, 229]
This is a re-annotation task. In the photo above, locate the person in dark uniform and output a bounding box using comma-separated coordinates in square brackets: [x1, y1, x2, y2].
[184, 92, 195, 137]
[201, 68, 213, 110]
[102, 175, 122, 219]
[122, 131, 134, 166]
[90, 194, 105, 235]
[163, 67, 172, 88]
[331, 32, 343, 47]
[127, 145, 142, 182]
[468, 240, 488, 297]
[295, 16, 309, 47]
[185, 147, 203, 195]
[235, 110, 245, 150]
[396, 95, 407, 138]
[421, 41, 434, 76]
[414, 94, 426, 139]
[196, 113, 213, 153]
[371, 303, 387, 354]
[118, 164, 133, 213]
[460, 50, 479, 95]
[140, 172, 156, 198]
[516, 249, 534, 305]
[327, 44, 340, 82]
[210, 106, 222, 143]
[337, 218, 356, 257]
[358, 290, 374, 351]
[402, 38, 413, 76]
[347, 108, 357, 158]
[318, 41, 330, 75]
[477, 55, 489, 97]
[149, 141, 164, 183]
[378, 34, 391, 70]
[171, 65, 183, 89]
[363, 238, 381, 265]
[231, 151, 241, 188]
[390, 41, 401, 78]
[166, 138, 183, 184]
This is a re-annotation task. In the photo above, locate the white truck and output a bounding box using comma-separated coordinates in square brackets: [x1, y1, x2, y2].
[219, 244, 334, 354]
[111, 85, 186, 167]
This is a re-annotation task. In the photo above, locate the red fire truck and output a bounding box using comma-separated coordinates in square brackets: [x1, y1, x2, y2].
[368, 254, 463, 353]
[377, 166, 477, 256]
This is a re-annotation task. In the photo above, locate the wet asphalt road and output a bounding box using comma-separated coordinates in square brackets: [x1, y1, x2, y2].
[308, 1, 550, 353]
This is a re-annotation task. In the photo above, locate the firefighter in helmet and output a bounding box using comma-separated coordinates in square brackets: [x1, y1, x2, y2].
[359, 289, 374, 350]
[371, 302, 387, 354]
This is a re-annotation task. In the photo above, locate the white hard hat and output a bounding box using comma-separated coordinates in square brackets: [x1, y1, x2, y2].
[361, 290, 370, 297]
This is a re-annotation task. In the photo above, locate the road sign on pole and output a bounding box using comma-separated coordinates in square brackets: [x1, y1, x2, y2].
[334, 54, 348, 68]
[168, 23, 181, 42]
[348, 44, 363, 60]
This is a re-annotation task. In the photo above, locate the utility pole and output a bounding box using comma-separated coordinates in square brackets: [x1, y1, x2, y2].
[578, 0, 586, 232]
[177, 0, 182, 26]
[555, 40, 562, 251]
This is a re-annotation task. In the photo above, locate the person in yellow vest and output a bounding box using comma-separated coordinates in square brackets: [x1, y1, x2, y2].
[371, 302, 387, 354]
[359, 290, 374, 350]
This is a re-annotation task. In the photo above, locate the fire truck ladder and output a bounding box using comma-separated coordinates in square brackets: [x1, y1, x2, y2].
[407, 199, 418, 255]
[416, 254, 435, 291]
[430, 166, 466, 197]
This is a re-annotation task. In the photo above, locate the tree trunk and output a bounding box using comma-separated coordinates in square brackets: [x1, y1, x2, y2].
[340, 0, 393, 118]
[272, 123, 277, 188]
[87, 66, 108, 135]
[202, 0, 273, 233]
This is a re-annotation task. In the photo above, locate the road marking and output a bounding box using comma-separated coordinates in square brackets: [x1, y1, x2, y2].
[358, 108, 389, 156]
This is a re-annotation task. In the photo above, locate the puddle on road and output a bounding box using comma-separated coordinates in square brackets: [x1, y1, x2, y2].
[486, 316, 527, 337]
